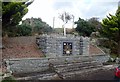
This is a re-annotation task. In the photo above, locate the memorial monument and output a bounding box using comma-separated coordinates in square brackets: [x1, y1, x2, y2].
[36, 34, 89, 57]
[36, 12, 90, 57]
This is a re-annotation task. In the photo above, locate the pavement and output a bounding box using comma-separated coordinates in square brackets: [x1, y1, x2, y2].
[68, 64, 117, 80]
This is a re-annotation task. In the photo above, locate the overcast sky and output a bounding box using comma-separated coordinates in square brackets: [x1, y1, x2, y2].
[22, 0, 120, 28]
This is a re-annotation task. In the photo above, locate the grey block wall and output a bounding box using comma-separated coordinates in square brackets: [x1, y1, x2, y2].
[5, 58, 49, 74]
[36, 34, 90, 57]
[4, 55, 109, 74]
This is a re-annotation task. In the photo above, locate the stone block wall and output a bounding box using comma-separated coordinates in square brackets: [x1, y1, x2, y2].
[36, 34, 90, 57]
[91, 54, 110, 63]
[80, 37, 90, 55]
[4, 55, 109, 74]
[5, 58, 49, 74]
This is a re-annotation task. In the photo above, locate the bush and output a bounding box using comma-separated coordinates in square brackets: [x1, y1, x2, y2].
[2, 76, 17, 82]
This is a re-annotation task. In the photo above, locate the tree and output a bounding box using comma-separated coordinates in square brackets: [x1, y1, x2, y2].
[16, 24, 32, 36]
[4, 24, 32, 37]
[59, 12, 72, 24]
[101, 6, 120, 56]
[75, 17, 95, 36]
[59, 12, 73, 36]
[88, 17, 102, 31]
[0, 1, 2, 20]
[22, 18, 53, 35]
[2, 0, 34, 36]
[0, 1, 2, 36]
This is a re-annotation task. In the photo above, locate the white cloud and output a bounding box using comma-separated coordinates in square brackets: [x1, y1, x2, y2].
[23, 0, 55, 25]
[23, 0, 119, 28]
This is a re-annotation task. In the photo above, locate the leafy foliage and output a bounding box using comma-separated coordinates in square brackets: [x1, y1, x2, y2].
[100, 6, 120, 56]
[2, 0, 34, 36]
[3, 24, 32, 37]
[75, 17, 96, 36]
[3, 17, 53, 37]
[2, 76, 17, 82]
[16, 24, 32, 36]
[88, 17, 102, 31]
[22, 18, 53, 35]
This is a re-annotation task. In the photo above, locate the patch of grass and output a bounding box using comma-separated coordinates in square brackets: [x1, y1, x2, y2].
[1, 76, 17, 82]
[110, 53, 118, 58]
[64, 59, 68, 63]
[103, 61, 116, 65]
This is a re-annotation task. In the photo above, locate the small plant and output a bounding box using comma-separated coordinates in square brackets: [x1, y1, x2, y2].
[1, 76, 17, 82]
[64, 59, 67, 63]
[44, 55, 47, 57]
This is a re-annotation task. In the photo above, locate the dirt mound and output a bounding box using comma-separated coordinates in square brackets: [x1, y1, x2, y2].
[89, 44, 104, 55]
[2, 36, 44, 59]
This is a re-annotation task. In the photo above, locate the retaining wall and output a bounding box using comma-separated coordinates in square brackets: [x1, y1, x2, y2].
[4, 54, 110, 74]
[5, 58, 49, 74]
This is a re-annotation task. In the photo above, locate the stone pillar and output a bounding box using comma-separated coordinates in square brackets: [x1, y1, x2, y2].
[82, 37, 90, 55]
[80, 37, 83, 55]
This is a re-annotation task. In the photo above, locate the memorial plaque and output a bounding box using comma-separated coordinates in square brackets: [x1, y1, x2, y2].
[63, 42, 72, 55]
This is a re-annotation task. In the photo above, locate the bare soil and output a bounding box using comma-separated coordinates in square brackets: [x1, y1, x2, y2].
[2, 36, 44, 59]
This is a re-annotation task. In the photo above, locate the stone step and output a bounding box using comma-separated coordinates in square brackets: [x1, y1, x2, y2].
[15, 72, 56, 80]
[51, 61, 103, 79]
[53, 61, 101, 68]
[55, 64, 102, 74]
[50, 59, 94, 65]
[59, 67, 103, 79]
[49, 57, 94, 64]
